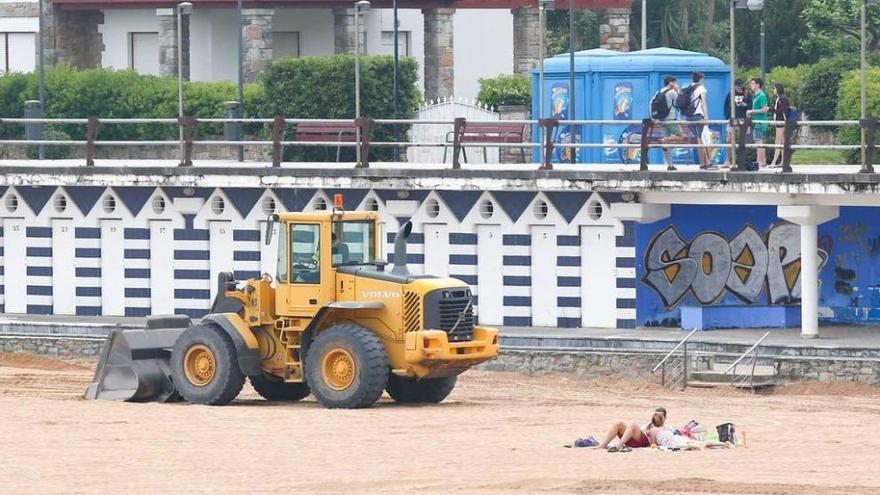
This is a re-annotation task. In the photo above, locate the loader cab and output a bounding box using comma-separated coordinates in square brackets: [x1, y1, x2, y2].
[270, 210, 381, 317]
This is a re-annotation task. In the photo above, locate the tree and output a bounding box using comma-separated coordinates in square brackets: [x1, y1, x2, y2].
[802, 0, 880, 56]
[545, 9, 600, 57]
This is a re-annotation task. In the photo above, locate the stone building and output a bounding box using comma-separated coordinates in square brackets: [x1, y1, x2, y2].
[1, 0, 632, 99]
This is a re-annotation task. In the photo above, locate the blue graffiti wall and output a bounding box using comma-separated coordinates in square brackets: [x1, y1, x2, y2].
[636, 205, 880, 328]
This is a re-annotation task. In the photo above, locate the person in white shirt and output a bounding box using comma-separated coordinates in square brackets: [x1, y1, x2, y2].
[684, 72, 711, 168]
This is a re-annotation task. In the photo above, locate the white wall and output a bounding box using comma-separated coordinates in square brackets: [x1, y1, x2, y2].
[96, 7, 513, 98]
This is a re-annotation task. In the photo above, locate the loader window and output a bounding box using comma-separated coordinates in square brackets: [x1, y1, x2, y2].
[331, 221, 376, 266]
[291, 224, 320, 284]
[277, 224, 288, 283]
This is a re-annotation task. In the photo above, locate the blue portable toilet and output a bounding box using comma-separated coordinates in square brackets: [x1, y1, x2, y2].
[531, 47, 731, 165]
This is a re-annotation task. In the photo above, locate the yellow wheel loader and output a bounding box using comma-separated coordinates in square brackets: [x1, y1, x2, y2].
[85, 197, 499, 408]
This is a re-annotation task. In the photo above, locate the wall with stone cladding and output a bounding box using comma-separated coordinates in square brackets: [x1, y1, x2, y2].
[2, 336, 104, 360]
[599, 8, 630, 52]
[45, 7, 104, 69]
[0, 2, 38, 17]
[157, 10, 190, 79]
[242, 9, 274, 83]
[498, 104, 531, 164]
[422, 8, 455, 101]
[511, 8, 540, 76]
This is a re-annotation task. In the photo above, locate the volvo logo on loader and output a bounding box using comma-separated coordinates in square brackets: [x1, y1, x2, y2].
[84, 214, 499, 409]
[361, 290, 401, 299]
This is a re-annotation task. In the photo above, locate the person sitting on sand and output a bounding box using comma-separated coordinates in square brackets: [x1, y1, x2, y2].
[597, 407, 667, 452]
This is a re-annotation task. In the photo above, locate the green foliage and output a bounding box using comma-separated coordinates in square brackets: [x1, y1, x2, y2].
[261, 55, 419, 161]
[545, 10, 600, 56]
[835, 67, 880, 163]
[802, 0, 880, 56]
[476, 74, 531, 109]
[800, 55, 859, 121]
[765, 64, 810, 109]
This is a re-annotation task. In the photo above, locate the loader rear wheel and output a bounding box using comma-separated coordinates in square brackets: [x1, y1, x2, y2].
[305, 324, 389, 409]
[385, 374, 457, 404]
[249, 374, 311, 401]
[171, 324, 245, 406]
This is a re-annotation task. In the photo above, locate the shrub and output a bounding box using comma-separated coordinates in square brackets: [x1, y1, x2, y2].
[835, 67, 880, 164]
[765, 64, 810, 110]
[477, 74, 531, 109]
[262, 55, 420, 161]
[800, 55, 859, 121]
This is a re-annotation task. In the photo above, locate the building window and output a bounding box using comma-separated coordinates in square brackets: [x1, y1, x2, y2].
[0, 32, 37, 74]
[129, 32, 159, 76]
[274, 31, 301, 59]
[381, 31, 410, 57]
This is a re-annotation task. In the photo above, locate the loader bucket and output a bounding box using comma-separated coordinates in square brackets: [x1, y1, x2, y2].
[84, 316, 191, 402]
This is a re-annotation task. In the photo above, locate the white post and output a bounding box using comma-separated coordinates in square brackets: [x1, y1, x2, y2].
[778, 205, 840, 339]
[800, 222, 819, 339]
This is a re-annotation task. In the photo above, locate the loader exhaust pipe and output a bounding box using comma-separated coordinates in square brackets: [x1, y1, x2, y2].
[391, 221, 413, 275]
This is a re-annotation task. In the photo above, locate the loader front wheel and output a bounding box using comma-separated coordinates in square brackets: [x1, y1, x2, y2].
[386, 374, 457, 404]
[171, 324, 245, 406]
[249, 374, 311, 401]
[305, 324, 389, 409]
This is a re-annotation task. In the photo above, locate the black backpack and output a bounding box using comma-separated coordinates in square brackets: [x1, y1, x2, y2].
[675, 84, 700, 117]
[650, 88, 672, 120]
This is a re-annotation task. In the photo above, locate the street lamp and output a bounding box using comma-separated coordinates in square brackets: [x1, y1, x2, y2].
[746, 0, 766, 81]
[354, 0, 370, 165]
[568, 0, 577, 164]
[177, 2, 193, 165]
[392, 0, 400, 161]
[538, 0, 554, 165]
[641, 0, 647, 50]
[860, 0, 877, 169]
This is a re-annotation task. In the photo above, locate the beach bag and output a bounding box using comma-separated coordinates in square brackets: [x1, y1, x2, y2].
[675, 84, 700, 117]
[716, 423, 736, 443]
[650, 89, 672, 120]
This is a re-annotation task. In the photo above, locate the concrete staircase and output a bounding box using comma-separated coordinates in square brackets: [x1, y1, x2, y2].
[687, 361, 779, 390]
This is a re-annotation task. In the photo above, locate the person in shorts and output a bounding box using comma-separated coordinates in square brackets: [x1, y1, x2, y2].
[686, 72, 710, 168]
[747, 77, 770, 167]
[654, 75, 683, 170]
[596, 407, 668, 452]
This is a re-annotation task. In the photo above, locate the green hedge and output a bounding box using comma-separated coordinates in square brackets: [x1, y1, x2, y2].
[262, 55, 419, 161]
[799, 55, 860, 122]
[765, 64, 810, 111]
[476, 74, 531, 109]
[836, 67, 880, 164]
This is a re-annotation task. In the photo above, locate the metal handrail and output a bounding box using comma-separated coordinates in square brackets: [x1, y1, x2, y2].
[723, 331, 771, 375]
[652, 328, 698, 373]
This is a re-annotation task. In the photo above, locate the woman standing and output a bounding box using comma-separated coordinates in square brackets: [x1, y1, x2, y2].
[769, 83, 791, 168]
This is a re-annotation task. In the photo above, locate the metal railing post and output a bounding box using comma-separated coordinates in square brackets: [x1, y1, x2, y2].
[859, 118, 877, 174]
[24, 100, 44, 159]
[733, 116, 751, 171]
[272, 115, 285, 167]
[354, 117, 374, 169]
[452, 117, 466, 169]
[639, 118, 653, 171]
[538, 118, 558, 170]
[682, 343, 688, 390]
[178, 116, 196, 167]
[86, 117, 99, 166]
[661, 361, 666, 387]
[224, 101, 243, 162]
[781, 118, 797, 174]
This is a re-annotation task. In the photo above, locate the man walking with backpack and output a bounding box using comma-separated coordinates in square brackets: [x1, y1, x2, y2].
[650, 75, 682, 170]
[676, 72, 711, 169]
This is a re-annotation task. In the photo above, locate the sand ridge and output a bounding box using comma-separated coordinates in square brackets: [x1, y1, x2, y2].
[1, 352, 878, 495]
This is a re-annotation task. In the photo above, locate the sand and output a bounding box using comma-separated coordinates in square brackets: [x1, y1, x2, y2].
[2, 351, 879, 495]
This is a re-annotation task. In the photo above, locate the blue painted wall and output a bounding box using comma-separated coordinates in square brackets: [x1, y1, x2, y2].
[636, 205, 880, 328]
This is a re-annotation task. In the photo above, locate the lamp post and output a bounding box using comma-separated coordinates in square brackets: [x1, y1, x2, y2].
[177, 2, 192, 164]
[538, 0, 554, 165]
[861, 0, 876, 168]
[569, 0, 577, 163]
[729, 0, 737, 169]
[236, 0, 244, 162]
[641, 0, 647, 50]
[37, 0, 45, 159]
[354, 0, 370, 165]
[744, 0, 765, 80]
[392, 0, 400, 161]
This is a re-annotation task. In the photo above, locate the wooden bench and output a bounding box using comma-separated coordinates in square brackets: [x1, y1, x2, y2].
[444, 123, 527, 164]
[294, 122, 357, 161]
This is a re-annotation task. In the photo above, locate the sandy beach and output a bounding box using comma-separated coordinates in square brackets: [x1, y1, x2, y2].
[2, 351, 879, 495]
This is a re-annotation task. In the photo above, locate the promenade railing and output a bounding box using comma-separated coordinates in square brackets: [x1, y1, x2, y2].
[0, 115, 876, 172]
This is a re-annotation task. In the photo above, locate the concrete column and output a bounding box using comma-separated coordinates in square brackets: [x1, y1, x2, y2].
[157, 8, 190, 80]
[423, 8, 455, 101]
[512, 8, 540, 76]
[610, 202, 671, 224]
[44, 6, 103, 68]
[599, 8, 631, 52]
[242, 9, 274, 82]
[778, 206, 840, 339]
[333, 8, 358, 54]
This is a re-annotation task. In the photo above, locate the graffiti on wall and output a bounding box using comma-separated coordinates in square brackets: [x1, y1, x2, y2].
[643, 223, 828, 309]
